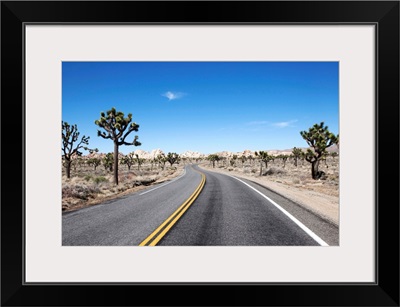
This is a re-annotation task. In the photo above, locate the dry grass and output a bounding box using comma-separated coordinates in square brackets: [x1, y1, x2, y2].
[62, 164, 184, 212]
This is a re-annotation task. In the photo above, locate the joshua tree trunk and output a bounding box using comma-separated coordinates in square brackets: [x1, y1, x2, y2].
[66, 160, 71, 178]
[311, 160, 320, 180]
[259, 160, 263, 176]
[114, 142, 119, 185]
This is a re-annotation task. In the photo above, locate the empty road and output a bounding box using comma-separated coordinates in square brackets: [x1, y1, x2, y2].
[62, 164, 338, 246]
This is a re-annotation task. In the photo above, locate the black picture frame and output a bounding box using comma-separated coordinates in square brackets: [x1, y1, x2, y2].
[1, 1, 399, 306]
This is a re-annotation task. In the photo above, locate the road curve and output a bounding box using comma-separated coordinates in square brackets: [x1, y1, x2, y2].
[62, 165, 202, 246]
[63, 164, 338, 246]
[158, 165, 326, 246]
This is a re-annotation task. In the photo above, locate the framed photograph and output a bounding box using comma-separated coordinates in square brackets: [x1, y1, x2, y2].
[2, 1, 399, 306]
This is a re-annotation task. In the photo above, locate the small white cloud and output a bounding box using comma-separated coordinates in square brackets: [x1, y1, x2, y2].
[162, 91, 185, 101]
[271, 120, 298, 128]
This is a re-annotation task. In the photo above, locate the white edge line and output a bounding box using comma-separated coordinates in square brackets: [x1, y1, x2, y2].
[228, 175, 329, 246]
[139, 168, 187, 196]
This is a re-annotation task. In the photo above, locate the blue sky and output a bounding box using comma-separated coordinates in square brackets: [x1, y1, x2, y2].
[62, 62, 339, 155]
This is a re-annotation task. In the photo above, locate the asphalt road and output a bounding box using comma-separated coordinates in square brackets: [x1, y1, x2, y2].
[62, 164, 338, 246]
[62, 165, 202, 245]
[158, 165, 335, 246]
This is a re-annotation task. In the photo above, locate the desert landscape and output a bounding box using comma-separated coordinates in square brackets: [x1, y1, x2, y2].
[61, 62, 340, 246]
[62, 146, 339, 227]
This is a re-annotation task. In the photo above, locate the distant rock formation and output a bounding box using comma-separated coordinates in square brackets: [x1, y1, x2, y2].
[81, 144, 338, 160]
[133, 149, 165, 160]
[180, 151, 206, 159]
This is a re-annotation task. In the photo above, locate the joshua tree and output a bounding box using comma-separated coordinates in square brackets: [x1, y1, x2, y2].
[134, 154, 145, 172]
[292, 147, 303, 167]
[300, 122, 338, 179]
[240, 155, 246, 167]
[150, 157, 157, 170]
[255, 151, 272, 176]
[231, 154, 238, 167]
[157, 153, 168, 170]
[87, 157, 101, 171]
[207, 154, 220, 168]
[248, 155, 254, 166]
[166, 152, 180, 167]
[95, 107, 141, 185]
[61, 121, 90, 178]
[102, 153, 114, 172]
[279, 154, 289, 169]
[120, 152, 135, 171]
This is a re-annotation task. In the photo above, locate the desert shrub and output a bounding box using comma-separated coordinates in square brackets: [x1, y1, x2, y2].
[331, 174, 339, 181]
[62, 184, 100, 200]
[84, 175, 92, 182]
[94, 176, 108, 184]
[139, 178, 156, 186]
[117, 186, 126, 192]
[263, 167, 287, 176]
[251, 168, 257, 174]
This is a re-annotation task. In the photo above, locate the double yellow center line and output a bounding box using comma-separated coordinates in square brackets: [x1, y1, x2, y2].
[139, 168, 206, 246]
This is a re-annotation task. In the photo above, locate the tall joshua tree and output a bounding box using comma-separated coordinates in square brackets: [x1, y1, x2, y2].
[95, 107, 141, 185]
[300, 122, 338, 180]
[61, 121, 90, 179]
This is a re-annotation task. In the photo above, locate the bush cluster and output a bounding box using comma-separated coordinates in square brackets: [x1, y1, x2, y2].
[62, 184, 100, 200]
[263, 167, 287, 176]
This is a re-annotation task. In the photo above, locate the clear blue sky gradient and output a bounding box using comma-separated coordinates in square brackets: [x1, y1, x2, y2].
[62, 62, 339, 155]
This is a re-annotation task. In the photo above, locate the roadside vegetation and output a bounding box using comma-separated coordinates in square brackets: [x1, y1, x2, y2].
[62, 109, 339, 212]
[62, 157, 184, 211]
